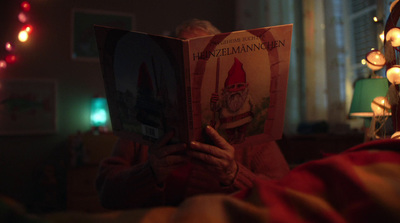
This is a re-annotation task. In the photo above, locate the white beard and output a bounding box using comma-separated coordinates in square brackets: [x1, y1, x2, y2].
[223, 88, 248, 113]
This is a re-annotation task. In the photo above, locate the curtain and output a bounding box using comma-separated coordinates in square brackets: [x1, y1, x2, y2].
[235, 0, 388, 135]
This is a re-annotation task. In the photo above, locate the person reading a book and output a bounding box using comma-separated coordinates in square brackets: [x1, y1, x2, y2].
[95, 19, 290, 209]
[175, 18, 221, 39]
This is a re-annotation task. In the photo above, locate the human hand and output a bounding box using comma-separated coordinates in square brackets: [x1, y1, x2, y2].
[148, 131, 187, 184]
[188, 125, 238, 186]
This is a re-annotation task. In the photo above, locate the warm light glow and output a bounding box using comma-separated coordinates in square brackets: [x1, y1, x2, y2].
[21, 1, 31, 12]
[371, 96, 391, 116]
[22, 24, 33, 34]
[365, 50, 386, 71]
[5, 42, 14, 51]
[0, 60, 7, 69]
[386, 27, 400, 47]
[373, 16, 378, 22]
[380, 31, 385, 42]
[1, 1, 34, 70]
[391, 0, 400, 12]
[392, 131, 400, 139]
[387, 65, 400, 84]
[361, 59, 367, 65]
[18, 30, 29, 42]
[18, 12, 27, 23]
[5, 55, 16, 64]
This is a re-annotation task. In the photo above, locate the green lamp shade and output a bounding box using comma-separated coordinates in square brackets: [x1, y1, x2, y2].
[90, 97, 109, 127]
[349, 78, 389, 117]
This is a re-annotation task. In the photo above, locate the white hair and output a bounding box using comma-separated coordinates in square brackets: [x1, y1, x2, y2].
[175, 19, 221, 38]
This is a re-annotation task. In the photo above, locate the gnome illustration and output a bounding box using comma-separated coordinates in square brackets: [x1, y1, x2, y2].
[210, 57, 253, 144]
[135, 62, 163, 128]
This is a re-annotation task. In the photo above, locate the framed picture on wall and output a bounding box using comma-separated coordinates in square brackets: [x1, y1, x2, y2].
[0, 79, 57, 135]
[71, 9, 135, 61]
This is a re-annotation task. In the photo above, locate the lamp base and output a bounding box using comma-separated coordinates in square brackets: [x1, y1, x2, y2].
[91, 126, 109, 135]
[364, 117, 394, 141]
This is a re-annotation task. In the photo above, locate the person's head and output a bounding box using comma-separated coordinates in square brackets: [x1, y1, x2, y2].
[175, 19, 221, 39]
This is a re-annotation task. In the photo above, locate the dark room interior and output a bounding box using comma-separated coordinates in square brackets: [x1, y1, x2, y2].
[1, 0, 399, 222]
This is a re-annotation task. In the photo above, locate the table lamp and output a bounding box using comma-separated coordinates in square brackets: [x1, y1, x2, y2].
[90, 96, 109, 132]
[349, 78, 390, 117]
[349, 78, 390, 140]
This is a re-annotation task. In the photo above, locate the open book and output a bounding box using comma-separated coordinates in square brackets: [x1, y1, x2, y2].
[94, 24, 292, 146]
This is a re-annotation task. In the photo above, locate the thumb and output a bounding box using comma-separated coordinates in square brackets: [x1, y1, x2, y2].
[205, 125, 230, 149]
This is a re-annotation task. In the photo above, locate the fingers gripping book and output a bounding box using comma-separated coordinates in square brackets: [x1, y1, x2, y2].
[94, 24, 293, 146]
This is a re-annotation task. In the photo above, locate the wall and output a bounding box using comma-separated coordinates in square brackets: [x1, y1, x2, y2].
[0, 0, 235, 207]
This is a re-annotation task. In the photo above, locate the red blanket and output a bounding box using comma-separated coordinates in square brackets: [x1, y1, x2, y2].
[235, 139, 400, 222]
[150, 139, 398, 223]
[16, 139, 400, 223]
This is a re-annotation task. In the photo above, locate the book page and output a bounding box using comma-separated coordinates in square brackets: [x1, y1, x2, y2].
[187, 24, 292, 145]
[95, 26, 188, 145]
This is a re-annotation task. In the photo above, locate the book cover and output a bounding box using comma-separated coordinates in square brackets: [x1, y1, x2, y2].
[95, 24, 292, 146]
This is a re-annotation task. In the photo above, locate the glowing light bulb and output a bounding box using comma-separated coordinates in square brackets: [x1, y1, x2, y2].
[18, 12, 27, 23]
[365, 50, 386, 71]
[18, 30, 29, 42]
[387, 65, 400, 84]
[5, 42, 14, 51]
[21, 1, 31, 12]
[5, 55, 16, 64]
[0, 60, 7, 69]
[371, 96, 391, 116]
[22, 24, 33, 34]
[387, 27, 400, 47]
[361, 59, 366, 65]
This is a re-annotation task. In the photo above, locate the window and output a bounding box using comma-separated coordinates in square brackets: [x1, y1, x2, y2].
[346, 0, 379, 80]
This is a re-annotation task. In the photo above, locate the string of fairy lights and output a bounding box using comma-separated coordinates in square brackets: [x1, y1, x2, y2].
[0, 1, 32, 70]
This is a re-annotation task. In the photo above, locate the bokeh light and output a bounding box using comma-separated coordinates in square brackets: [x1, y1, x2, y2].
[21, 1, 31, 12]
[22, 24, 33, 34]
[18, 30, 29, 42]
[5, 42, 14, 51]
[0, 60, 7, 69]
[5, 55, 16, 64]
[18, 12, 27, 23]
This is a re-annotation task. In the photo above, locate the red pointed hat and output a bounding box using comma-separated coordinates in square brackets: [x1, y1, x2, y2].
[137, 62, 153, 92]
[224, 57, 246, 88]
